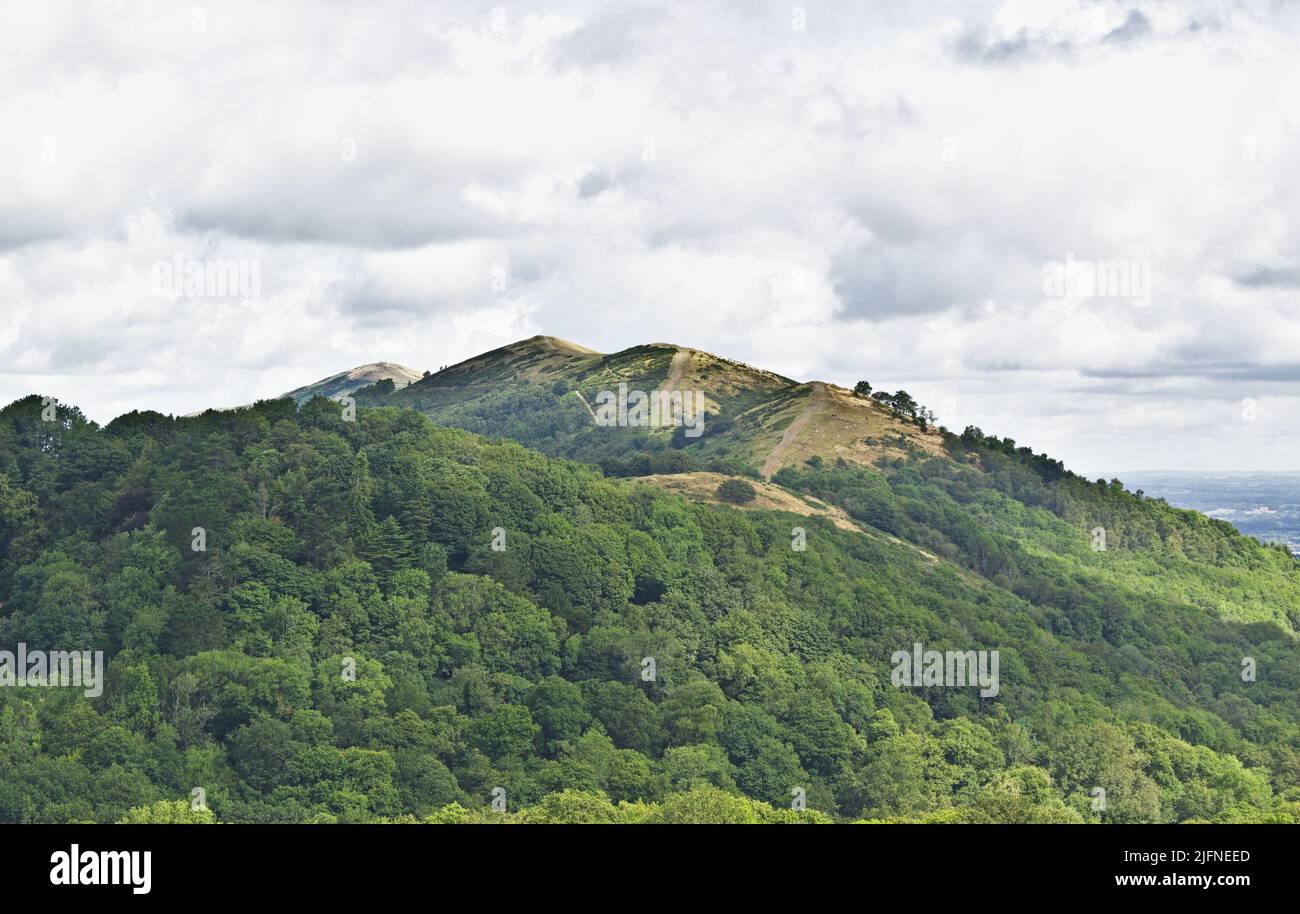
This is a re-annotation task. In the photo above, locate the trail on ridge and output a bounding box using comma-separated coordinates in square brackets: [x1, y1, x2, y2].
[761, 382, 827, 479]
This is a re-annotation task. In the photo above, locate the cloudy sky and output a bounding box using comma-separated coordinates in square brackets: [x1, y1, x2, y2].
[1, 0, 1298, 472]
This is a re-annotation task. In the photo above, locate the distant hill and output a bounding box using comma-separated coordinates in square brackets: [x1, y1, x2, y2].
[283, 361, 423, 405]
[323, 335, 944, 479]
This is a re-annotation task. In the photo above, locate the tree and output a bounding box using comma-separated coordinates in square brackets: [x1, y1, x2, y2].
[786, 700, 855, 777]
[588, 682, 660, 755]
[659, 679, 727, 746]
[1048, 723, 1162, 823]
[661, 744, 738, 793]
[521, 789, 626, 824]
[0, 475, 42, 586]
[527, 676, 590, 752]
[890, 390, 918, 419]
[850, 732, 954, 817]
[117, 799, 216, 824]
[648, 785, 762, 824]
[717, 478, 757, 505]
[465, 705, 540, 760]
[735, 738, 807, 807]
[853, 381, 872, 397]
[360, 515, 411, 590]
[395, 754, 461, 816]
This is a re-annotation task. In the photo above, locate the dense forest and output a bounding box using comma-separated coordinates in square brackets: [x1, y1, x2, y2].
[1, 392, 1297, 823]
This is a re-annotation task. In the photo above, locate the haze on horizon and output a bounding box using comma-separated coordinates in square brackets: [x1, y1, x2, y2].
[2, 0, 1299, 473]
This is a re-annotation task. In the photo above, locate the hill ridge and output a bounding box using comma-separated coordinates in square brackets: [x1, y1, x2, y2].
[304, 336, 926, 477]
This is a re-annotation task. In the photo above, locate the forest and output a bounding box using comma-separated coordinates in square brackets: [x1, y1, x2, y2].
[1, 392, 1297, 823]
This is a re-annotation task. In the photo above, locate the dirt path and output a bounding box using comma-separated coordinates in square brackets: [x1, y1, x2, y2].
[664, 348, 689, 389]
[761, 382, 827, 479]
[572, 390, 597, 421]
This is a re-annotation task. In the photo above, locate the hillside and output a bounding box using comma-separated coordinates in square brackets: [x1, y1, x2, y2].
[2, 346, 1299, 822]
[622, 471, 863, 532]
[342, 335, 943, 479]
[328, 336, 1299, 628]
[284, 362, 424, 405]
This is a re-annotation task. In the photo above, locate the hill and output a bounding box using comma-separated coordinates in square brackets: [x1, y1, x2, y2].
[337, 335, 943, 479]
[284, 361, 424, 405]
[1, 360, 1298, 822]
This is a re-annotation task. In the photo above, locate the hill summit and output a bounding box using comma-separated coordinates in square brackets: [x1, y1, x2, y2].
[283, 361, 424, 405]
[308, 336, 943, 479]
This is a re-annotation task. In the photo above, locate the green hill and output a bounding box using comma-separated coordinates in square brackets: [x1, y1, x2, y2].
[1, 336, 1298, 824]
[349, 335, 944, 480]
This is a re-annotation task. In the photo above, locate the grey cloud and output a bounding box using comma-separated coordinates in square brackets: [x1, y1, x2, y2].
[577, 169, 613, 198]
[0, 216, 66, 252]
[2, 0, 1299, 471]
[177, 158, 510, 250]
[952, 5, 1158, 65]
[830, 245, 959, 318]
[546, 1, 670, 69]
[1081, 364, 1300, 383]
[1104, 10, 1152, 44]
[951, 26, 1073, 65]
[1234, 267, 1300, 289]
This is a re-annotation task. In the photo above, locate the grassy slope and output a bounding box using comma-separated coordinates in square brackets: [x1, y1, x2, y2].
[354, 336, 946, 476]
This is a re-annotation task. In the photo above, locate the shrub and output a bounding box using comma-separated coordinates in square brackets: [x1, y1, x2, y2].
[717, 478, 757, 504]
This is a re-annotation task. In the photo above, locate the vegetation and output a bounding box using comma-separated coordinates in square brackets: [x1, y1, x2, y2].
[2, 388, 1298, 824]
[869, 389, 936, 429]
[717, 479, 757, 505]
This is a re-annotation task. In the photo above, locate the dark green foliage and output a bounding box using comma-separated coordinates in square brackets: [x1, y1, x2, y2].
[0, 392, 1297, 824]
[717, 478, 757, 504]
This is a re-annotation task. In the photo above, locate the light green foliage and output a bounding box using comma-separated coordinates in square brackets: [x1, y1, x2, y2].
[117, 799, 216, 824]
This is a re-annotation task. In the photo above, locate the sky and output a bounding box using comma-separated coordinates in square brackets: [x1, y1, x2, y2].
[1, 0, 1298, 473]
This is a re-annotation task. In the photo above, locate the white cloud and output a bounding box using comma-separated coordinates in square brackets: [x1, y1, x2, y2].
[0, 0, 1297, 470]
